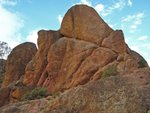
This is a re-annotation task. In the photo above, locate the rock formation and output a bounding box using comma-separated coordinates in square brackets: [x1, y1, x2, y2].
[0, 42, 37, 106]
[22, 5, 148, 93]
[60, 5, 113, 45]
[1, 42, 37, 88]
[0, 4, 149, 113]
[0, 70, 149, 113]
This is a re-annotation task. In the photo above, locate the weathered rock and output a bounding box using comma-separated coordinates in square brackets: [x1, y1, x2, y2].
[32, 37, 118, 92]
[117, 50, 149, 73]
[44, 74, 150, 113]
[0, 4, 149, 110]
[0, 98, 49, 113]
[0, 75, 149, 113]
[0, 59, 6, 87]
[102, 30, 127, 53]
[0, 30, 61, 106]
[1, 42, 37, 88]
[123, 67, 150, 86]
[6, 30, 60, 102]
[131, 50, 149, 67]
[0, 88, 10, 107]
[9, 81, 33, 103]
[23, 30, 61, 86]
[21, 5, 148, 94]
[60, 5, 113, 45]
[32, 37, 98, 91]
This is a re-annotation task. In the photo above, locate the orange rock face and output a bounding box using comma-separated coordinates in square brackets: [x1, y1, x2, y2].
[23, 30, 61, 86]
[0, 4, 149, 108]
[60, 5, 113, 45]
[21, 5, 148, 94]
[102, 30, 127, 53]
[0, 74, 149, 113]
[1, 42, 37, 88]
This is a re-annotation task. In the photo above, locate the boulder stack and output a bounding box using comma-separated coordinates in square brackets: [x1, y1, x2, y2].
[0, 5, 149, 112]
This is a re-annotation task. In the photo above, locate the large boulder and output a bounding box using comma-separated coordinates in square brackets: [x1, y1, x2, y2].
[60, 5, 113, 45]
[1, 42, 37, 88]
[0, 42, 37, 107]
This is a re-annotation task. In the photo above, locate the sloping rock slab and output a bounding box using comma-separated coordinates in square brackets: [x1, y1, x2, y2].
[0, 75, 149, 113]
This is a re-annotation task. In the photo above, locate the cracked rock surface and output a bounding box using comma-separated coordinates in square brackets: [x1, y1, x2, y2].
[0, 4, 149, 112]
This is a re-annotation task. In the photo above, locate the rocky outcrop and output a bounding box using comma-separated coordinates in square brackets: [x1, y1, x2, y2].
[44, 71, 150, 113]
[0, 42, 37, 106]
[0, 59, 6, 87]
[0, 4, 149, 111]
[1, 42, 37, 88]
[21, 5, 148, 94]
[60, 5, 113, 45]
[101, 30, 127, 53]
[23, 30, 61, 86]
[0, 71, 149, 113]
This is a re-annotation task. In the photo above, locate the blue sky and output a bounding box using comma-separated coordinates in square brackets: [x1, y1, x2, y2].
[0, 0, 150, 65]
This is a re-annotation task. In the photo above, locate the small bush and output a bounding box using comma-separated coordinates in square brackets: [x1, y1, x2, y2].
[22, 87, 48, 101]
[0, 79, 3, 84]
[101, 65, 118, 78]
[138, 59, 147, 68]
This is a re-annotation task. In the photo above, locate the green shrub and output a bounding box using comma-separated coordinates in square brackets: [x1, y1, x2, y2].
[101, 65, 118, 78]
[0, 79, 3, 84]
[138, 59, 147, 68]
[22, 87, 48, 101]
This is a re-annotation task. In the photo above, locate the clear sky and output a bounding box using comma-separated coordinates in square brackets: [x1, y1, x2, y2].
[0, 0, 150, 65]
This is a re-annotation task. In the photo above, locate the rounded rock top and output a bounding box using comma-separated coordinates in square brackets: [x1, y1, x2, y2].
[60, 5, 113, 45]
